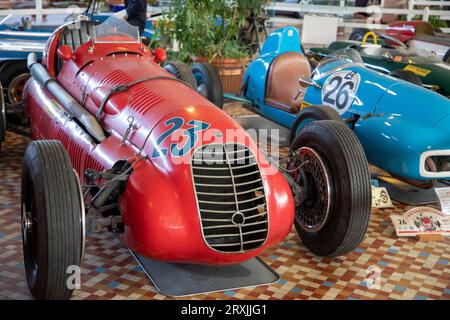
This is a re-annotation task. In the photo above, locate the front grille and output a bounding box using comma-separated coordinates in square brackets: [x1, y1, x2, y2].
[191, 143, 268, 253]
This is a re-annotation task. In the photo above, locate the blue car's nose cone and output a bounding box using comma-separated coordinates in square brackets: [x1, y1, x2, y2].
[376, 81, 450, 128]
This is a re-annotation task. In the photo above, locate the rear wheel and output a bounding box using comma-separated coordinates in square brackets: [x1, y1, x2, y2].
[0, 60, 30, 105]
[163, 61, 197, 90]
[390, 69, 422, 86]
[192, 62, 224, 108]
[22, 140, 83, 300]
[289, 120, 371, 256]
[349, 28, 370, 41]
[289, 105, 342, 144]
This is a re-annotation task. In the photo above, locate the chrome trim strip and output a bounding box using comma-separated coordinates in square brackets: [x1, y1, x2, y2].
[196, 187, 264, 197]
[204, 224, 240, 230]
[244, 212, 267, 220]
[73, 170, 86, 262]
[0, 30, 52, 37]
[198, 195, 265, 205]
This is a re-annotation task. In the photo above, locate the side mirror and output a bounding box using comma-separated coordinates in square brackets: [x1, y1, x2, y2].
[299, 77, 321, 89]
[57, 45, 73, 61]
[153, 47, 167, 64]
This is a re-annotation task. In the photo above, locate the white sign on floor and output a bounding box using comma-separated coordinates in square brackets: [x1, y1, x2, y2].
[435, 187, 450, 215]
[390, 207, 450, 237]
[372, 187, 393, 208]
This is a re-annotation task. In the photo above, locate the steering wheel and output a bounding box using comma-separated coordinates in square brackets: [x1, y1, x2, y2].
[362, 31, 378, 45]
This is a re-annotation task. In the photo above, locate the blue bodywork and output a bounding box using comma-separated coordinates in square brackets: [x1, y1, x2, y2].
[242, 26, 450, 181]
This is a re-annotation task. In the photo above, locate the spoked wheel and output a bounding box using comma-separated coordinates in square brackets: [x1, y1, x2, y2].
[0, 61, 30, 105]
[163, 61, 197, 90]
[0, 83, 5, 152]
[22, 140, 84, 300]
[289, 120, 371, 256]
[0, 61, 30, 126]
[8, 73, 29, 104]
[192, 62, 224, 108]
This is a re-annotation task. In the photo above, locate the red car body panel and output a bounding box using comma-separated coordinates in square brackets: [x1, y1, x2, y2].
[385, 21, 435, 43]
[24, 22, 294, 265]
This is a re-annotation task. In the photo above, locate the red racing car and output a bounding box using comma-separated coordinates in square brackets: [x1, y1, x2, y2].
[14, 17, 371, 299]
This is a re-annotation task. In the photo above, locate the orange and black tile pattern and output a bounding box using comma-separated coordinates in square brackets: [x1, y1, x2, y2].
[0, 104, 449, 300]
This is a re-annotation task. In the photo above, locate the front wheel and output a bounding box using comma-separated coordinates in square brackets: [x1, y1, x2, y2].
[289, 120, 371, 256]
[192, 62, 224, 108]
[22, 140, 84, 300]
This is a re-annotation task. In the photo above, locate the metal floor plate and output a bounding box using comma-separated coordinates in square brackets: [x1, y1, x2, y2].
[130, 250, 280, 297]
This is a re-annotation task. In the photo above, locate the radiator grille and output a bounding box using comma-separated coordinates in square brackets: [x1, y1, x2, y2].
[191, 143, 268, 253]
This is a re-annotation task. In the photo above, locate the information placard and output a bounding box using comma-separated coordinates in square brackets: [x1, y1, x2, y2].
[391, 207, 450, 237]
[435, 187, 450, 215]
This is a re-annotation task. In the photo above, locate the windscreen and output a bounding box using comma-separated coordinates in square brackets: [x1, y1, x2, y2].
[93, 16, 140, 44]
[314, 48, 363, 78]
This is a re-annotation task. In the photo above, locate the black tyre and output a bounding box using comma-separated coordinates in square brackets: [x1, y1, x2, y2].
[390, 69, 422, 86]
[192, 62, 224, 108]
[349, 28, 371, 42]
[0, 83, 5, 152]
[290, 120, 371, 256]
[0, 60, 30, 105]
[21, 140, 84, 300]
[289, 105, 342, 144]
[163, 61, 197, 90]
[443, 48, 450, 63]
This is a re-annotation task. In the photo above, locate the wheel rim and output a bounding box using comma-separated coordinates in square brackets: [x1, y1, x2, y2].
[22, 177, 39, 288]
[291, 147, 332, 233]
[8, 73, 30, 104]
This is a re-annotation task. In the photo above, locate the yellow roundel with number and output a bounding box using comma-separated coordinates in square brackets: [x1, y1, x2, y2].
[321, 70, 361, 115]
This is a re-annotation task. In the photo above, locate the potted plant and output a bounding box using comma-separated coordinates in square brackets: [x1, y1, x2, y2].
[154, 0, 269, 94]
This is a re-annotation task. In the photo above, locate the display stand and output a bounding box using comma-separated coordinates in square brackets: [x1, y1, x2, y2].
[415, 234, 445, 242]
[130, 250, 280, 297]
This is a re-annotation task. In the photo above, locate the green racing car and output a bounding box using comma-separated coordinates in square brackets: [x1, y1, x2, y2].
[308, 32, 450, 98]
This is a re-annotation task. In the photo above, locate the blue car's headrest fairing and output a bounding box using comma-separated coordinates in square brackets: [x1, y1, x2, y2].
[260, 26, 303, 57]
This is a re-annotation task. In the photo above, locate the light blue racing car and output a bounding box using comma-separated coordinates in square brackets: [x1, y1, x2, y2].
[195, 26, 450, 188]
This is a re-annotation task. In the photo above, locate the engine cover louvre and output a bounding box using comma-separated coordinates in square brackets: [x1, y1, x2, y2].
[191, 143, 268, 253]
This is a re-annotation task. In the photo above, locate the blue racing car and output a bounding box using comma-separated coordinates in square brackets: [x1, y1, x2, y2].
[194, 26, 450, 188]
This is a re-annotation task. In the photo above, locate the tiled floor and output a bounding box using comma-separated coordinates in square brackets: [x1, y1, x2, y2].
[0, 104, 449, 300]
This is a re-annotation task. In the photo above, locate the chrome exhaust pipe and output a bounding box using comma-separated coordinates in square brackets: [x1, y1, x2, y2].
[27, 53, 105, 142]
